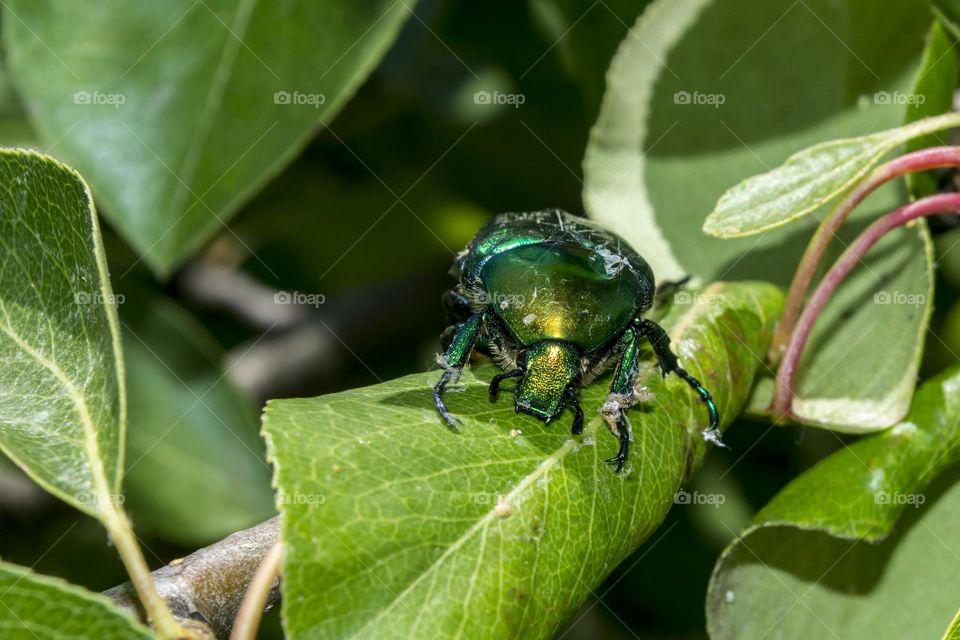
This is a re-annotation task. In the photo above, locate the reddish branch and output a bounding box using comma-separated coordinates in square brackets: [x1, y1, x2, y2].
[771, 192, 960, 417]
[770, 146, 960, 363]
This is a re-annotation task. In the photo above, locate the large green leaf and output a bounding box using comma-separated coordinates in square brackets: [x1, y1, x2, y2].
[583, 0, 934, 430]
[707, 365, 960, 639]
[0, 561, 152, 639]
[3, 0, 416, 275]
[0, 149, 125, 519]
[121, 294, 274, 545]
[263, 281, 782, 639]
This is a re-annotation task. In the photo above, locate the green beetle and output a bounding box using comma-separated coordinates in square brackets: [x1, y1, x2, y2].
[433, 209, 719, 472]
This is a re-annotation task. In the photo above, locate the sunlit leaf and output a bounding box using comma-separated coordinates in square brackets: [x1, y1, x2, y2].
[702, 113, 960, 237]
[263, 282, 782, 639]
[0, 149, 125, 518]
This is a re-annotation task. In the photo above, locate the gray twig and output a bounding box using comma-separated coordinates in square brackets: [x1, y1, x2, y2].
[104, 517, 280, 639]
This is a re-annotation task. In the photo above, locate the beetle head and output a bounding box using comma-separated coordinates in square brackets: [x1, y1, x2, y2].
[515, 340, 580, 422]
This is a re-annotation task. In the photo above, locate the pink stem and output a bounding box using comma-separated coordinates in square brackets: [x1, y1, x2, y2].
[771, 192, 960, 418]
[770, 146, 960, 363]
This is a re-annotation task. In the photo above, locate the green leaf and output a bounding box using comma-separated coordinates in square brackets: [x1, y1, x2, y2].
[121, 294, 274, 545]
[0, 560, 152, 639]
[905, 21, 959, 198]
[702, 112, 960, 237]
[3, 0, 417, 275]
[263, 281, 782, 639]
[583, 0, 934, 431]
[0, 149, 125, 518]
[707, 365, 960, 639]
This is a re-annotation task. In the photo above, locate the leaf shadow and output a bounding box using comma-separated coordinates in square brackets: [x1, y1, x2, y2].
[377, 368, 659, 461]
[722, 463, 960, 597]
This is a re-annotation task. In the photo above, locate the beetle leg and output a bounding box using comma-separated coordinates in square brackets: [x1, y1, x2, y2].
[440, 290, 474, 351]
[602, 327, 641, 473]
[434, 311, 485, 430]
[565, 387, 584, 435]
[489, 368, 523, 399]
[637, 318, 723, 446]
[433, 370, 458, 429]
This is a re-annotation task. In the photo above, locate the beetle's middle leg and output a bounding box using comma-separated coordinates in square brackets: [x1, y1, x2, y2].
[434, 311, 486, 430]
[601, 326, 642, 473]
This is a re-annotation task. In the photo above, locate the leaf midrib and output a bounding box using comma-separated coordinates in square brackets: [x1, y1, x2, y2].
[0, 322, 113, 515]
[349, 432, 584, 637]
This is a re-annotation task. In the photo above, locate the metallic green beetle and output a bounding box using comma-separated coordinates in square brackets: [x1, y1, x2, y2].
[433, 209, 719, 472]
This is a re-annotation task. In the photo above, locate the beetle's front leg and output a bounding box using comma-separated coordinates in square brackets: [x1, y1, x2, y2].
[434, 311, 486, 430]
[601, 327, 642, 473]
[637, 317, 722, 446]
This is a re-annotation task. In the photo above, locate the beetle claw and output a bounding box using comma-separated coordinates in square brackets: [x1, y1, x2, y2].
[440, 412, 461, 433]
[603, 455, 626, 474]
